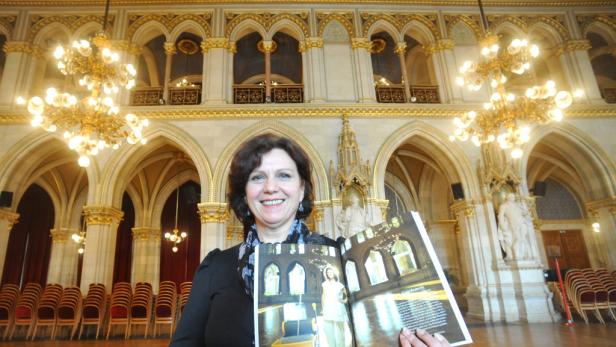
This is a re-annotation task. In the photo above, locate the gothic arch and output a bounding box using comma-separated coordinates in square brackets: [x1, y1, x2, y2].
[169, 20, 209, 42]
[318, 15, 355, 39]
[71, 21, 103, 41]
[31, 22, 71, 46]
[446, 16, 482, 42]
[584, 21, 616, 44]
[100, 122, 212, 208]
[365, 18, 401, 41]
[228, 18, 267, 42]
[373, 121, 480, 201]
[150, 172, 200, 230]
[211, 121, 329, 203]
[267, 18, 306, 42]
[401, 20, 437, 45]
[130, 20, 170, 45]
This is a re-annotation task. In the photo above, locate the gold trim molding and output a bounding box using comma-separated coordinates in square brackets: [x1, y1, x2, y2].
[50, 228, 73, 243]
[201, 37, 231, 52]
[351, 37, 372, 50]
[0, 209, 19, 230]
[556, 39, 593, 56]
[83, 206, 124, 225]
[423, 39, 455, 55]
[126, 13, 212, 41]
[198, 202, 229, 223]
[299, 37, 324, 53]
[450, 200, 475, 218]
[131, 227, 161, 241]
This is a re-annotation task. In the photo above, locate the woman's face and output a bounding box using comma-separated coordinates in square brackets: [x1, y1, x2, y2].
[245, 148, 305, 236]
[326, 268, 335, 280]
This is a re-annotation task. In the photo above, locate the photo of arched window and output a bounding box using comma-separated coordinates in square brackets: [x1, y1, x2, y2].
[345, 260, 361, 293]
[364, 250, 388, 285]
[264, 263, 280, 296]
[288, 263, 305, 295]
[391, 239, 418, 276]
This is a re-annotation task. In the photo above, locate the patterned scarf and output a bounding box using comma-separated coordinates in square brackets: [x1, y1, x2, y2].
[237, 219, 309, 297]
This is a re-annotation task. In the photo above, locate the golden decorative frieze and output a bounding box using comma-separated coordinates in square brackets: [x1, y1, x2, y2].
[299, 37, 323, 53]
[198, 202, 229, 223]
[83, 206, 124, 225]
[201, 37, 231, 52]
[27, 14, 111, 43]
[50, 228, 71, 243]
[0, 209, 19, 230]
[450, 200, 475, 218]
[228, 41, 237, 54]
[225, 12, 309, 38]
[131, 227, 161, 241]
[585, 197, 616, 213]
[444, 14, 482, 41]
[0, 15, 16, 37]
[555, 39, 592, 56]
[316, 12, 355, 39]
[576, 14, 616, 36]
[423, 39, 455, 55]
[126, 13, 212, 41]
[351, 37, 372, 50]
[2, 41, 44, 58]
[486, 14, 570, 41]
[360, 13, 441, 41]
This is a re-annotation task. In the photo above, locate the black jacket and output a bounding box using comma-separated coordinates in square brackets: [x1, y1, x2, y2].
[170, 233, 336, 346]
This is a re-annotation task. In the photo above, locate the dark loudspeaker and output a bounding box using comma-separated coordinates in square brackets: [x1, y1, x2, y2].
[533, 181, 547, 197]
[182, 185, 200, 204]
[451, 183, 464, 200]
[0, 191, 13, 207]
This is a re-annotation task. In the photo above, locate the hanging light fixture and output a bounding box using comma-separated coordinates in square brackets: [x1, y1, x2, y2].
[71, 216, 87, 254]
[449, 0, 583, 159]
[164, 184, 188, 253]
[16, 0, 148, 168]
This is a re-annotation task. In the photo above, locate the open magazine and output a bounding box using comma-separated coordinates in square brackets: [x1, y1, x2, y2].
[254, 211, 472, 347]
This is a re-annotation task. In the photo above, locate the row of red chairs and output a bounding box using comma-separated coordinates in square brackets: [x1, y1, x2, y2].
[564, 268, 616, 324]
[0, 281, 192, 340]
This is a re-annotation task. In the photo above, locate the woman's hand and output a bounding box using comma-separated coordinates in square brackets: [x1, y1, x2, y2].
[399, 328, 451, 347]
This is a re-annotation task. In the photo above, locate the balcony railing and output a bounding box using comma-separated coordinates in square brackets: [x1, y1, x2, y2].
[375, 85, 406, 103]
[272, 84, 304, 103]
[233, 84, 304, 104]
[169, 86, 201, 105]
[410, 85, 440, 103]
[130, 87, 163, 106]
[601, 88, 616, 103]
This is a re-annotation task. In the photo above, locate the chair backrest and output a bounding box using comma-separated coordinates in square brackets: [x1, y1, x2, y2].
[58, 286, 82, 320]
[109, 282, 132, 319]
[0, 284, 20, 321]
[155, 281, 177, 318]
[82, 283, 106, 319]
[179, 281, 192, 312]
[131, 282, 153, 317]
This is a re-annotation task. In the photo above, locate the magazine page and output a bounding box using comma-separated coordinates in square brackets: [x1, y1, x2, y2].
[254, 243, 356, 347]
[340, 211, 472, 346]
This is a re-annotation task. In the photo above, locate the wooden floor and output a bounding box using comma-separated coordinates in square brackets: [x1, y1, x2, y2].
[2, 321, 616, 346]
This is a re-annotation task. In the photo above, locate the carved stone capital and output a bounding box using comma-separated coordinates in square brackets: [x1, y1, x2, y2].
[3, 41, 30, 54]
[164, 41, 177, 55]
[450, 200, 475, 218]
[423, 39, 455, 55]
[351, 37, 372, 51]
[131, 227, 161, 241]
[369, 198, 389, 221]
[201, 37, 230, 53]
[198, 202, 229, 223]
[261, 40, 275, 53]
[0, 209, 19, 230]
[50, 228, 73, 244]
[299, 37, 324, 53]
[556, 39, 592, 56]
[394, 42, 407, 55]
[83, 206, 124, 225]
[228, 41, 237, 54]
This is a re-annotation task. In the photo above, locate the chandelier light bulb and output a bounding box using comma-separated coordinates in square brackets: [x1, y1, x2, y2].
[511, 148, 523, 159]
[164, 232, 171, 239]
[172, 246, 178, 253]
[549, 108, 564, 121]
[78, 247, 84, 254]
[573, 89, 584, 98]
[592, 222, 600, 232]
[78, 155, 90, 167]
[181, 231, 187, 238]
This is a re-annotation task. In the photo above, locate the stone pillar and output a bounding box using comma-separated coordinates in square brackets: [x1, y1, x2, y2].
[0, 210, 19, 280]
[198, 202, 229, 260]
[162, 41, 176, 103]
[300, 37, 326, 103]
[0, 42, 30, 104]
[351, 38, 376, 103]
[394, 42, 411, 102]
[47, 228, 79, 286]
[556, 40, 603, 103]
[424, 39, 456, 103]
[201, 38, 231, 104]
[262, 40, 274, 102]
[80, 206, 124, 293]
[131, 227, 161, 293]
[586, 199, 616, 269]
[226, 42, 236, 103]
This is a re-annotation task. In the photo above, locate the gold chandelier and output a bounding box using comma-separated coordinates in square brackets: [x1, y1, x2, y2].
[449, 0, 583, 159]
[164, 185, 188, 253]
[16, 0, 148, 167]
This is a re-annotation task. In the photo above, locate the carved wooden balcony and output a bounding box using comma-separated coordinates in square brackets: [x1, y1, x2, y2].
[271, 84, 304, 103]
[375, 85, 406, 103]
[601, 88, 616, 103]
[409, 85, 440, 103]
[130, 87, 164, 106]
[233, 84, 265, 104]
[168, 86, 201, 105]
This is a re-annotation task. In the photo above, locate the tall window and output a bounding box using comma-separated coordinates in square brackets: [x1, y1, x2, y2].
[365, 250, 388, 285]
[264, 263, 280, 296]
[345, 261, 361, 293]
[391, 240, 418, 276]
[288, 263, 305, 295]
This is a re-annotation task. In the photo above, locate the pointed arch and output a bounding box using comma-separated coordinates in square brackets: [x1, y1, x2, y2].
[318, 15, 355, 39]
[212, 121, 329, 203]
[446, 15, 482, 42]
[268, 18, 306, 42]
[130, 20, 171, 45]
[373, 121, 479, 201]
[365, 18, 401, 41]
[72, 21, 104, 41]
[583, 21, 616, 44]
[169, 20, 209, 42]
[227, 16, 268, 41]
[401, 20, 437, 45]
[31, 22, 71, 46]
[529, 21, 566, 46]
[151, 173, 200, 230]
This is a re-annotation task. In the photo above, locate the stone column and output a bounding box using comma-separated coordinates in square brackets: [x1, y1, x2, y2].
[162, 41, 176, 103]
[351, 38, 376, 103]
[0, 210, 19, 280]
[300, 37, 326, 103]
[424, 39, 456, 103]
[80, 206, 124, 293]
[394, 42, 411, 102]
[201, 38, 231, 104]
[0, 42, 31, 104]
[262, 40, 274, 102]
[47, 228, 79, 286]
[586, 199, 616, 269]
[198, 202, 229, 260]
[556, 40, 603, 103]
[226, 42, 236, 103]
[131, 227, 161, 292]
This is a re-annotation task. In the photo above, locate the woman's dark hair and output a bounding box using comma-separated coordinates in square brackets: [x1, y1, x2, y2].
[228, 133, 314, 229]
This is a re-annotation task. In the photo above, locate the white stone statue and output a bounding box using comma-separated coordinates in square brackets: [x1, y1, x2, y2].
[336, 193, 368, 238]
[497, 193, 535, 260]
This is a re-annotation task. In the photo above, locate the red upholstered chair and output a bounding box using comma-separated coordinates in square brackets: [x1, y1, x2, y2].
[79, 283, 106, 339]
[129, 282, 153, 337]
[8, 283, 42, 340]
[31, 283, 63, 340]
[153, 281, 177, 338]
[106, 282, 132, 339]
[0, 284, 20, 340]
[53, 286, 82, 339]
